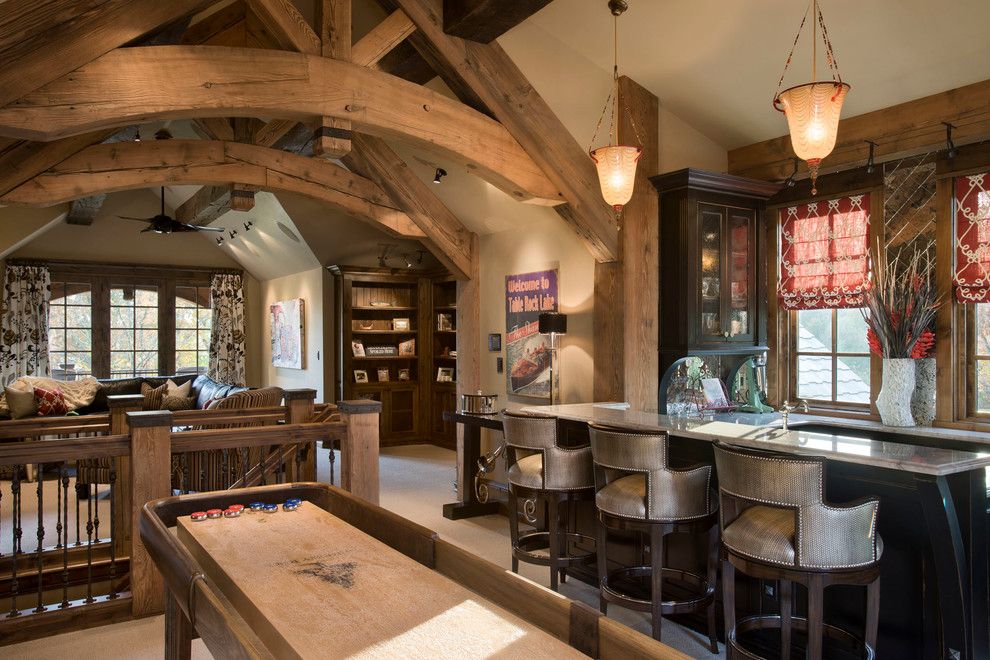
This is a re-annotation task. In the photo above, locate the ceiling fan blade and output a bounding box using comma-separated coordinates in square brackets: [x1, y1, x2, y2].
[118, 216, 153, 222]
[190, 225, 225, 233]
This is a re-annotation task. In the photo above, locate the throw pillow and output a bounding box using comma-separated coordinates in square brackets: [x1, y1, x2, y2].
[166, 379, 192, 398]
[141, 382, 167, 411]
[34, 387, 68, 416]
[5, 386, 37, 419]
[161, 394, 196, 411]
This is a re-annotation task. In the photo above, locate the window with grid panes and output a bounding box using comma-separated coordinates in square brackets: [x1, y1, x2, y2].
[175, 286, 212, 376]
[110, 285, 159, 378]
[794, 308, 871, 405]
[48, 282, 93, 380]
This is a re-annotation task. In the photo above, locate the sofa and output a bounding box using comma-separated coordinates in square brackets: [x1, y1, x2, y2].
[78, 373, 251, 415]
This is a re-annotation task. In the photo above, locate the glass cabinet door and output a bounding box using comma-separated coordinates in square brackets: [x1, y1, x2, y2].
[727, 209, 754, 340]
[698, 205, 723, 341]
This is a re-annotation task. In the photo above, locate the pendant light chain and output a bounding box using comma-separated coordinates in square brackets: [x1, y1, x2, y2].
[587, 9, 644, 153]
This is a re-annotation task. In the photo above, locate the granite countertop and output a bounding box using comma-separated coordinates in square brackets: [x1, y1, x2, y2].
[510, 403, 990, 477]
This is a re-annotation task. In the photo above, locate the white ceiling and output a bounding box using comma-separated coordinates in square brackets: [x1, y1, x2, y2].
[517, 0, 990, 149]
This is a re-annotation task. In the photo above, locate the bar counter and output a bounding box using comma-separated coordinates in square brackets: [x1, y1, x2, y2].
[444, 403, 990, 659]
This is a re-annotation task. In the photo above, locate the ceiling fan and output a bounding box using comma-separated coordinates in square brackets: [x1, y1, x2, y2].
[118, 186, 224, 235]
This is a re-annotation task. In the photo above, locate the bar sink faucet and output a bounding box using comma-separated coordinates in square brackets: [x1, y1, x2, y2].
[779, 399, 809, 431]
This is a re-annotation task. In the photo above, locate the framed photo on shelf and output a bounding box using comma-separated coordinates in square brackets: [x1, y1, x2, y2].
[437, 367, 454, 382]
[351, 340, 365, 357]
[398, 368, 410, 381]
[437, 313, 454, 331]
[398, 338, 416, 356]
[377, 368, 390, 382]
[354, 370, 369, 384]
[392, 318, 410, 331]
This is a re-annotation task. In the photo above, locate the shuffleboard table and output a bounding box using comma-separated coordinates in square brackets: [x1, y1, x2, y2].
[141, 483, 687, 659]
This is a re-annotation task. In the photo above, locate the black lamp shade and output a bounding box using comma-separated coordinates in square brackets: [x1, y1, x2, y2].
[538, 312, 567, 335]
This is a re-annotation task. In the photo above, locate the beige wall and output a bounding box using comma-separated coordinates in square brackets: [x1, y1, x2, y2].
[259, 267, 330, 401]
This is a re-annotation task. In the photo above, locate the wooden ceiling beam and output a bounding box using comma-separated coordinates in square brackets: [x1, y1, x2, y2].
[245, 0, 321, 54]
[0, 131, 115, 198]
[345, 134, 475, 279]
[728, 78, 990, 182]
[182, 1, 248, 45]
[353, 9, 416, 68]
[0, 46, 561, 205]
[315, 0, 353, 159]
[65, 194, 107, 226]
[0, 140, 424, 239]
[0, 0, 217, 109]
[442, 0, 552, 43]
[377, 40, 436, 85]
[192, 118, 236, 142]
[386, 0, 616, 261]
[175, 183, 256, 226]
[254, 119, 298, 148]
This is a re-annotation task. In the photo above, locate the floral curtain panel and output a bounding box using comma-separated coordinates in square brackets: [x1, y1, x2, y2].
[208, 273, 246, 386]
[954, 172, 990, 303]
[0, 264, 52, 385]
[778, 194, 871, 310]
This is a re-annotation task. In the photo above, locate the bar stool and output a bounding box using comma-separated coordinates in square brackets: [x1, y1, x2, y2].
[588, 423, 719, 651]
[502, 410, 596, 591]
[713, 441, 882, 660]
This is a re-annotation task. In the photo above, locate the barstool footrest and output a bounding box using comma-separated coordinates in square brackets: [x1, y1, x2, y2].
[600, 566, 715, 614]
[728, 614, 876, 660]
[513, 530, 596, 568]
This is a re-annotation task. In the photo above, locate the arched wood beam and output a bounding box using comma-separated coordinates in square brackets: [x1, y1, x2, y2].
[0, 139, 426, 240]
[0, 45, 563, 206]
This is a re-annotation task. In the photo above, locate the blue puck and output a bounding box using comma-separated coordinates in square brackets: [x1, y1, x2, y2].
[263, 504, 279, 513]
[283, 502, 299, 511]
[249, 502, 265, 512]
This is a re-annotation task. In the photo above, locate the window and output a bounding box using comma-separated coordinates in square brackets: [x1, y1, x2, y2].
[49, 282, 93, 380]
[794, 308, 871, 405]
[110, 285, 160, 378]
[175, 286, 212, 376]
[47, 264, 222, 380]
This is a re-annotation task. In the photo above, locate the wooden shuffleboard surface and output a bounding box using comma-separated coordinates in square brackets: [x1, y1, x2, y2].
[177, 505, 587, 659]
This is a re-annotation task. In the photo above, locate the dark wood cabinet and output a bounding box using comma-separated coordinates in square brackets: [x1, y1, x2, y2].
[650, 169, 780, 389]
[331, 265, 455, 448]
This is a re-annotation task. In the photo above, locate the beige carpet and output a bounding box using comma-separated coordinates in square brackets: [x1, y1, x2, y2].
[3, 445, 723, 659]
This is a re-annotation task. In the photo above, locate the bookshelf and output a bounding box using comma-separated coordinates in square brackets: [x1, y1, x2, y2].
[430, 276, 458, 446]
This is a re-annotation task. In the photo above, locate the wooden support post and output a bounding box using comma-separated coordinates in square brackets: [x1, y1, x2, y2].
[315, 0, 352, 159]
[284, 388, 317, 481]
[127, 410, 174, 617]
[593, 261, 623, 401]
[108, 394, 145, 559]
[337, 400, 382, 505]
[454, 241, 481, 498]
[617, 76, 659, 411]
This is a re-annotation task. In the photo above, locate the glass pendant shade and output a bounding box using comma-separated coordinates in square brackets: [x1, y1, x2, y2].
[775, 81, 850, 191]
[590, 145, 642, 211]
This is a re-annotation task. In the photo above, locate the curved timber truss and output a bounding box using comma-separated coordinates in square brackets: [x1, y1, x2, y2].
[0, 0, 620, 278]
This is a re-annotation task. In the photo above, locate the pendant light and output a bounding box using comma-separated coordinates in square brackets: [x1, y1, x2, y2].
[589, 0, 643, 214]
[772, 0, 849, 195]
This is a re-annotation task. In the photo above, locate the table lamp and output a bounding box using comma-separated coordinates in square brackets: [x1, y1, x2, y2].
[539, 312, 567, 405]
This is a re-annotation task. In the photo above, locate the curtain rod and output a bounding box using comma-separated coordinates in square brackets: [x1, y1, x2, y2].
[6, 258, 242, 276]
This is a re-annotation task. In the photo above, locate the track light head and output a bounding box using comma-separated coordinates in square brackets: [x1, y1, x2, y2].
[433, 168, 447, 184]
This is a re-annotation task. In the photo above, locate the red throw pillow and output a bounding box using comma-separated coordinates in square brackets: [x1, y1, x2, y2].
[34, 387, 68, 416]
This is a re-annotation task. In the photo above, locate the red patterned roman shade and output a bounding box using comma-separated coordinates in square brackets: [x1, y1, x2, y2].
[954, 172, 990, 303]
[778, 194, 870, 310]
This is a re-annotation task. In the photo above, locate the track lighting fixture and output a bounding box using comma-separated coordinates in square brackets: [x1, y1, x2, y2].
[133, 128, 142, 142]
[243, 220, 254, 232]
[433, 168, 447, 184]
[943, 122, 958, 159]
[216, 237, 224, 246]
[783, 158, 799, 188]
[865, 140, 877, 174]
[229, 229, 238, 240]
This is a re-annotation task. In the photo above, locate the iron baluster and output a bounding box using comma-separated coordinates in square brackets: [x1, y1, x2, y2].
[60, 463, 70, 609]
[108, 467, 118, 599]
[12, 468, 22, 555]
[221, 448, 229, 489]
[294, 442, 303, 480]
[85, 482, 94, 604]
[260, 447, 267, 487]
[240, 447, 248, 489]
[9, 468, 20, 617]
[34, 464, 45, 613]
[55, 462, 63, 549]
[181, 452, 189, 494]
[74, 478, 82, 546]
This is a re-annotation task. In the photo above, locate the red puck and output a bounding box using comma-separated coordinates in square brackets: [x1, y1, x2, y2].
[190, 511, 207, 521]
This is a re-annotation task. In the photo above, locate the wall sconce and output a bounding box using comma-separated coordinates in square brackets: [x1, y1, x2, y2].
[433, 168, 447, 184]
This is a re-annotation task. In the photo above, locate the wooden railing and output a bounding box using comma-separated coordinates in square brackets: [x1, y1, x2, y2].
[0, 389, 381, 645]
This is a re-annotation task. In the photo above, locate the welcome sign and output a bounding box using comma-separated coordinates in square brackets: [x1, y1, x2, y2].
[504, 268, 558, 399]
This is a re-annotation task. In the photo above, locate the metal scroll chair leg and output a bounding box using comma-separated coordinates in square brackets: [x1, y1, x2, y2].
[508, 486, 520, 574]
[780, 579, 792, 660]
[548, 494, 560, 592]
[650, 525, 665, 642]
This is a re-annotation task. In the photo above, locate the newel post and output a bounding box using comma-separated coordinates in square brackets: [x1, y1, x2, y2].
[338, 399, 382, 505]
[127, 410, 173, 617]
[284, 388, 317, 481]
[108, 394, 144, 558]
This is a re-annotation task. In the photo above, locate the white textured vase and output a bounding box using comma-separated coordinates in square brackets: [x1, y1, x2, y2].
[911, 357, 936, 426]
[876, 358, 916, 427]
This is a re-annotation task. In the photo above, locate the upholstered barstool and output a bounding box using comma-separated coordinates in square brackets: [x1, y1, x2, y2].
[588, 423, 719, 650]
[502, 410, 596, 591]
[713, 441, 882, 659]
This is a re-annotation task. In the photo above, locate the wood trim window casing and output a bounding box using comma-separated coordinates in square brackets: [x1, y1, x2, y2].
[42, 261, 232, 380]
